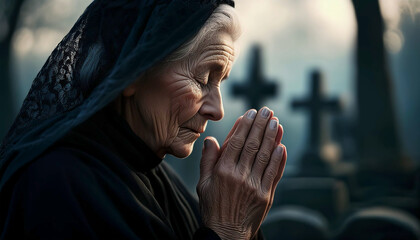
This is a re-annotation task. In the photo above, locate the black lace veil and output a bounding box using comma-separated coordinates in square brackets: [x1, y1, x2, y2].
[0, 0, 234, 195]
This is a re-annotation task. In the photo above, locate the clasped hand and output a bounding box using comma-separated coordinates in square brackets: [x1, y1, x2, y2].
[197, 107, 287, 240]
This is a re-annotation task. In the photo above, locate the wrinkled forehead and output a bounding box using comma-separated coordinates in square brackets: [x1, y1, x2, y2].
[201, 31, 235, 57]
[193, 30, 237, 71]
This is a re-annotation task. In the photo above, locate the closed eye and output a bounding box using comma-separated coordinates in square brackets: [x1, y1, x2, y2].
[195, 71, 209, 86]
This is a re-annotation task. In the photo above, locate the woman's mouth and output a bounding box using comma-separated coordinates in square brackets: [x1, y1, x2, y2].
[179, 127, 202, 141]
[188, 128, 201, 137]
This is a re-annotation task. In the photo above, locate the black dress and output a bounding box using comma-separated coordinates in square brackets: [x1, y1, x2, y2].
[2, 108, 223, 239]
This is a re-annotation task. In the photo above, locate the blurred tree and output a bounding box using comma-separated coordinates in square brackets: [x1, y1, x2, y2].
[352, 0, 414, 189]
[0, 0, 26, 139]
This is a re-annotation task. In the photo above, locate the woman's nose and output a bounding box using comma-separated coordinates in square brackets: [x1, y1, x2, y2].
[199, 88, 224, 121]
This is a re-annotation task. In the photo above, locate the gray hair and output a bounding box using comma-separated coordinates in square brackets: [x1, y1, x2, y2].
[80, 42, 104, 94]
[165, 4, 241, 62]
[79, 4, 241, 94]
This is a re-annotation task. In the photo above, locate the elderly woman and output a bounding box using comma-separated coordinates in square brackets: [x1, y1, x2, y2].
[0, 0, 287, 239]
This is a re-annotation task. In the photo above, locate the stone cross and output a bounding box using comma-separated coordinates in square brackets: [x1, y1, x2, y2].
[292, 70, 341, 150]
[292, 70, 341, 176]
[232, 45, 277, 110]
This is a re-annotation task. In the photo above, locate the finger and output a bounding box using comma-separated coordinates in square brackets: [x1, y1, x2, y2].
[199, 137, 220, 184]
[250, 118, 278, 181]
[220, 116, 243, 155]
[271, 144, 287, 191]
[268, 145, 287, 207]
[224, 116, 243, 143]
[219, 109, 257, 167]
[275, 124, 284, 145]
[270, 116, 283, 145]
[263, 145, 287, 222]
[236, 107, 272, 174]
[261, 145, 285, 193]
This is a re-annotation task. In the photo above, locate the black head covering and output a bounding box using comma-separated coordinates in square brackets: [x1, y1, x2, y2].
[0, 0, 234, 193]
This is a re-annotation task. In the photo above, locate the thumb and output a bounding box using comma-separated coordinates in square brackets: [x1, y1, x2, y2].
[199, 137, 220, 183]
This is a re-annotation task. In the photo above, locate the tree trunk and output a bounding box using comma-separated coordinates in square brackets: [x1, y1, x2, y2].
[352, 0, 414, 189]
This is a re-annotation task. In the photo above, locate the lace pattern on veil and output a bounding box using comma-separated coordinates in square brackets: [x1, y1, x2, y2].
[1, 16, 88, 153]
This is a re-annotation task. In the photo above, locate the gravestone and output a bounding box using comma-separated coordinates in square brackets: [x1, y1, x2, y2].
[291, 69, 342, 176]
[335, 207, 420, 240]
[232, 44, 277, 110]
[262, 206, 330, 240]
[275, 177, 349, 222]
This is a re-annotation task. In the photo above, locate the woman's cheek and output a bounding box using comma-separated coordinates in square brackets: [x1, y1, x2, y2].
[171, 84, 203, 124]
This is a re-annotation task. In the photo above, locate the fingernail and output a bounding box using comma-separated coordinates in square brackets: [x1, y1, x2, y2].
[247, 110, 257, 119]
[261, 108, 270, 118]
[270, 119, 277, 129]
[276, 145, 284, 155]
[204, 139, 210, 148]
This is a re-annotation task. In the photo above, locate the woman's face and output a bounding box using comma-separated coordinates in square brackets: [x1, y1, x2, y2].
[122, 31, 236, 158]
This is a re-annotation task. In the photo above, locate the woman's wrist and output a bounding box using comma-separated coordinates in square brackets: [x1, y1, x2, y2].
[205, 222, 250, 240]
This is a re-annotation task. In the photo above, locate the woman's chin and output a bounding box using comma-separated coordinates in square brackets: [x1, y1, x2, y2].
[168, 129, 201, 158]
[169, 141, 196, 159]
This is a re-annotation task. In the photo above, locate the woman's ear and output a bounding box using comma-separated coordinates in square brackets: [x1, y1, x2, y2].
[123, 72, 149, 97]
[122, 82, 137, 97]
